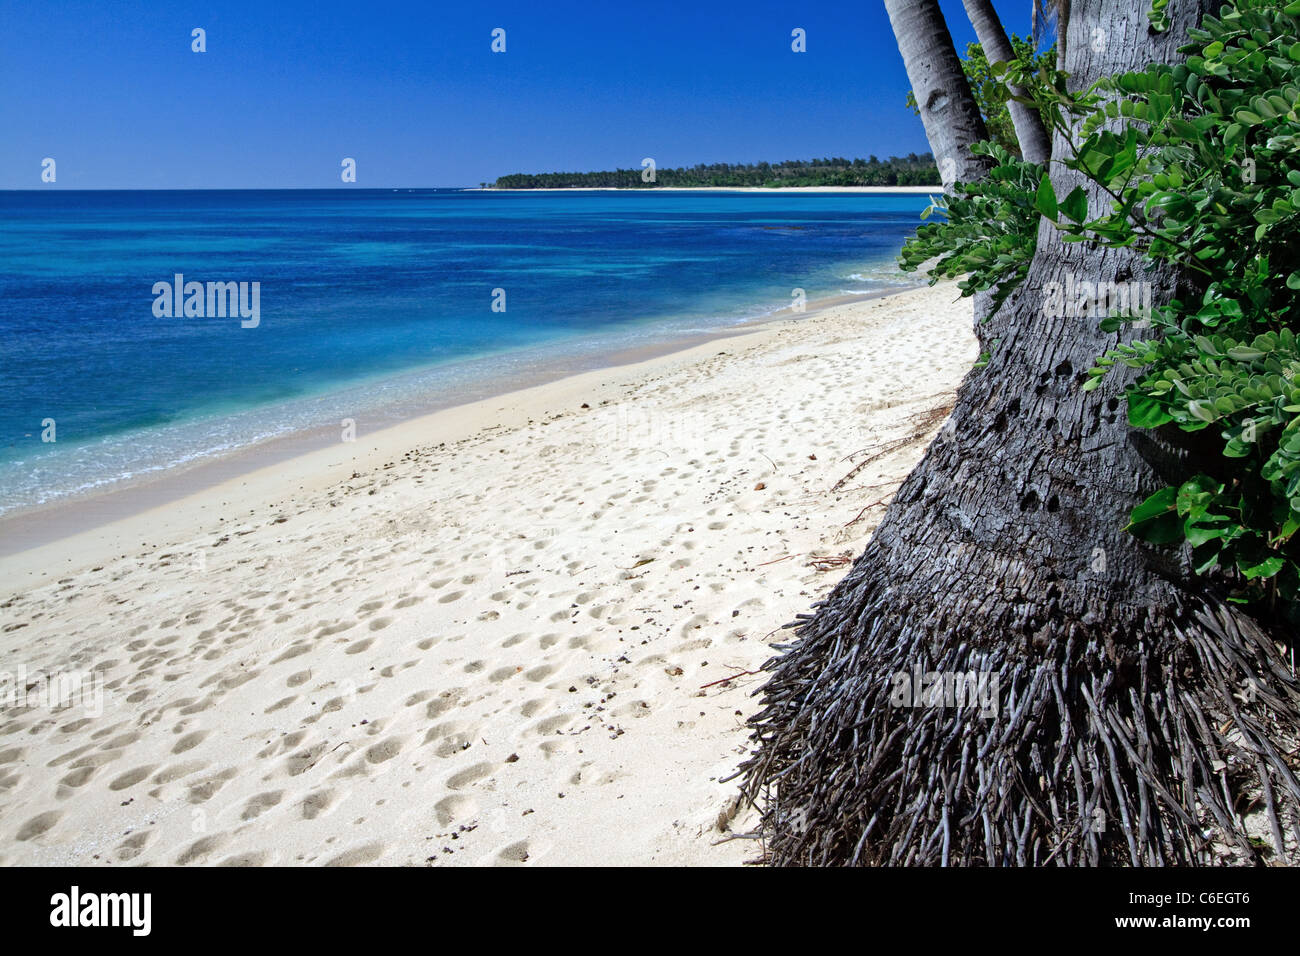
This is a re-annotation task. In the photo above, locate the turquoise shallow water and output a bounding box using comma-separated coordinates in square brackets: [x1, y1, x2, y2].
[0, 188, 931, 514]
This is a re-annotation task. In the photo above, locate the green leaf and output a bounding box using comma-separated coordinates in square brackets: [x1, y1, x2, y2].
[1186, 520, 1233, 547]
[1036, 175, 1058, 220]
[1059, 186, 1088, 223]
[1239, 552, 1285, 579]
[1176, 474, 1222, 519]
[1191, 542, 1223, 574]
[1227, 346, 1267, 361]
[1128, 487, 1183, 544]
[1128, 392, 1174, 428]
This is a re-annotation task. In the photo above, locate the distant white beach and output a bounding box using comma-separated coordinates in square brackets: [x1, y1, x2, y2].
[473, 185, 941, 194]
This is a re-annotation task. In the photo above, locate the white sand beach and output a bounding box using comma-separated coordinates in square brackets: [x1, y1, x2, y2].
[476, 186, 942, 194]
[0, 282, 976, 866]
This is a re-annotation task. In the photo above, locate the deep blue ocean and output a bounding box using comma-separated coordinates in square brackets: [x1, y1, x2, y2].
[0, 188, 930, 514]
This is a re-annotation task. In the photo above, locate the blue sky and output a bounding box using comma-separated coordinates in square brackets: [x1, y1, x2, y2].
[1, 0, 1036, 188]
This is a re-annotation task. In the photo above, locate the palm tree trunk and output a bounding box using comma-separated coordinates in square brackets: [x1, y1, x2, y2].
[1033, 0, 1071, 68]
[883, 0, 990, 188]
[742, 0, 1300, 866]
[962, 0, 1052, 163]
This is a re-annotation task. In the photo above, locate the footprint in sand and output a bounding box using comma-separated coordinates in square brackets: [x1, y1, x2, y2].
[378, 660, 418, 678]
[187, 767, 238, 803]
[152, 760, 208, 785]
[114, 830, 154, 862]
[533, 714, 571, 735]
[364, 736, 409, 765]
[58, 765, 97, 791]
[323, 842, 385, 866]
[424, 690, 463, 719]
[298, 787, 339, 821]
[493, 840, 532, 865]
[433, 794, 477, 826]
[273, 644, 311, 665]
[278, 741, 332, 777]
[109, 764, 158, 791]
[520, 699, 549, 718]
[241, 791, 284, 821]
[174, 834, 230, 865]
[446, 762, 493, 789]
[15, 810, 62, 842]
[422, 721, 470, 756]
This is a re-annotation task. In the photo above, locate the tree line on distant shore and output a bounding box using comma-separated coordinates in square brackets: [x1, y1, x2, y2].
[489, 154, 940, 189]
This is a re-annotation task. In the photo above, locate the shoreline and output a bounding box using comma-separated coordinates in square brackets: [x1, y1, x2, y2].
[6, 185, 942, 193]
[476, 185, 941, 194]
[0, 281, 977, 866]
[0, 284, 917, 563]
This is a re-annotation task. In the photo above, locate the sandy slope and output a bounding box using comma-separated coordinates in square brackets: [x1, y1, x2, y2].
[0, 283, 976, 866]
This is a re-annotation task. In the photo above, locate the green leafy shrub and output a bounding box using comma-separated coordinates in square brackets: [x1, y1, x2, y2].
[898, 141, 1042, 310]
[993, 0, 1300, 620]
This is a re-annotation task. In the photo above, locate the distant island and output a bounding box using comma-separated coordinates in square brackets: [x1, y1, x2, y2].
[488, 154, 940, 189]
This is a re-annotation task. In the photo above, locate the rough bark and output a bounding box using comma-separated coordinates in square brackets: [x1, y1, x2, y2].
[885, 0, 991, 189]
[741, 0, 1300, 866]
[962, 0, 1053, 164]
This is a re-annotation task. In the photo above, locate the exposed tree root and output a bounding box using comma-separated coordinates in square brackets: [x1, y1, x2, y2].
[741, 572, 1300, 865]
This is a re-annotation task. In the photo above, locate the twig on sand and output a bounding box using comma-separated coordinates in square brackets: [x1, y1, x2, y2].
[846, 480, 897, 494]
[701, 669, 761, 689]
[755, 554, 796, 567]
[842, 496, 891, 529]
[831, 437, 915, 492]
[303, 740, 352, 775]
[833, 403, 955, 484]
[807, 554, 854, 572]
[615, 557, 656, 571]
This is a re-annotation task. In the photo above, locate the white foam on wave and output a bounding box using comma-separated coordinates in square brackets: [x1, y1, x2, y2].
[1, 257, 914, 516]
